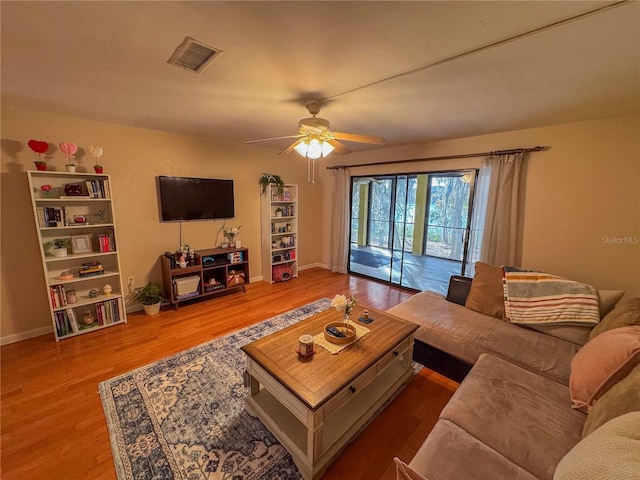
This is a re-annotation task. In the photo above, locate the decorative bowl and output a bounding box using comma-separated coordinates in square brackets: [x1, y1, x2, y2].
[324, 322, 356, 345]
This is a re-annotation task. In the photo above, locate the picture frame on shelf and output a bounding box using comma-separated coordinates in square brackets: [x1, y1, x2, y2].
[71, 234, 92, 254]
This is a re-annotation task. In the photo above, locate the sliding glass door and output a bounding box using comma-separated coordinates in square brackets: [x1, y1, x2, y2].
[349, 170, 477, 293]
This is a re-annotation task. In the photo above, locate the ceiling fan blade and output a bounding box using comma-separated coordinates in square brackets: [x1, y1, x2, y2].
[278, 138, 304, 155]
[244, 134, 302, 144]
[327, 139, 352, 155]
[333, 131, 386, 144]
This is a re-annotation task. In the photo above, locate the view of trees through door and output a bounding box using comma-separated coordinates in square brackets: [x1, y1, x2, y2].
[349, 170, 477, 293]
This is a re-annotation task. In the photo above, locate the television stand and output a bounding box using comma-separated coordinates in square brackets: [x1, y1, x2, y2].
[160, 246, 249, 309]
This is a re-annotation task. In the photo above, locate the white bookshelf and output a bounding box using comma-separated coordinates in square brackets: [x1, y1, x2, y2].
[27, 170, 127, 341]
[260, 184, 298, 283]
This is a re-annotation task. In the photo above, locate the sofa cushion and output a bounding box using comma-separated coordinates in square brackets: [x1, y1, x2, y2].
[554, 412, 640, 480]
[439, 354, 585, 480]
[407, 419, 537, 480]
[526, 323, 592, 346]
[387, 291, 580, 384]
[598, 289, 625, 317]
[569, 325, 640, 412]
[394, 457, 429, 480]
[527, 290, 624, 344]
[587, 297, 640, 341]
[465, 262, 505, 319]
[582, 363, 640, 438]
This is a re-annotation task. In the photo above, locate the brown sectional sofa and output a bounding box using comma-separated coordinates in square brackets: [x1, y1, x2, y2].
[388, 273, 640, 480]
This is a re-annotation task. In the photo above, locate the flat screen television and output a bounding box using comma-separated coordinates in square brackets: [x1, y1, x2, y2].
[158, 176, 235, 221]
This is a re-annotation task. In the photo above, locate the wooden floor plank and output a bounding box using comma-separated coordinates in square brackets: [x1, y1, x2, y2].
[0, 268, 457, 479]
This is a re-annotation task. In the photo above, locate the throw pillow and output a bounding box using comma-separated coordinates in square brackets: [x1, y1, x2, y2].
[569, 325, 640, 412]
[597, 290, 625, 318]
[394, 457, 429, 480]
[465, 262, 505, 319]
[587, 297, 640, 342]
[553, 412, 640, 480]
[582, 363, 640, 438]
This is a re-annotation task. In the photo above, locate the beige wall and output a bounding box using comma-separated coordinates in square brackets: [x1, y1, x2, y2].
[1, 106, 324, 342]
[321, 114, 640, 299]
[2, 108, 638, 343]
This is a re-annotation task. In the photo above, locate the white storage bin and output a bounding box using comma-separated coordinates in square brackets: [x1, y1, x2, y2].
[173, 275, 200, 297]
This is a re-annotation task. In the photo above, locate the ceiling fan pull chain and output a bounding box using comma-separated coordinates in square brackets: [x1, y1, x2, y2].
[307, 157, 316, 184]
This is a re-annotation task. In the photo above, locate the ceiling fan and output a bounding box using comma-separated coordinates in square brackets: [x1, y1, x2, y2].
[244, 100, 385, 159]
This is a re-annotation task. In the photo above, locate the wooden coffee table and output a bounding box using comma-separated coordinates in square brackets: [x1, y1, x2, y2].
[241, 304, 418, 480]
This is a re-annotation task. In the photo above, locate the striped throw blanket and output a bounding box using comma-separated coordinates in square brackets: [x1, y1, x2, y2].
[502, 266, 600, 326]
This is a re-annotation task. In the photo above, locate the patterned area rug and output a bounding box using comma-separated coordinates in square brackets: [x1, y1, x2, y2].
[99, 299, 332, 480]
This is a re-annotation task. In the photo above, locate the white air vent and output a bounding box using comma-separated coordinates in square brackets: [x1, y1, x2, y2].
[167, 36, 223, 73]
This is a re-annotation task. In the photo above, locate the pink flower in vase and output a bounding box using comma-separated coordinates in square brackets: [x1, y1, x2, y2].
[40, 184, 53, 198]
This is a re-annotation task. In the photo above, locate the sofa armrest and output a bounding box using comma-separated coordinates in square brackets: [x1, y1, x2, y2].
[446, 275, 473, 305]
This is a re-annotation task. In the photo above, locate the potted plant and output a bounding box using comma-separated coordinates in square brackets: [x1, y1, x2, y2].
[133, 282, 166, 315]
[88, 146, 104, 173]
[259, 173, 285, 196]
[49, 238, 71, 257]
[274, 207, 284, 217]
[59, 142, 78, 172]
[34, 160, 48, 171]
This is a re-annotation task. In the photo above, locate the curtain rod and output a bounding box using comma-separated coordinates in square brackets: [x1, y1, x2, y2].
[326, 145, 548, 170]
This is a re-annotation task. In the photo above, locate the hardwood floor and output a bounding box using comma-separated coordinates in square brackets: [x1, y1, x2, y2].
[0, 268, 458, 480]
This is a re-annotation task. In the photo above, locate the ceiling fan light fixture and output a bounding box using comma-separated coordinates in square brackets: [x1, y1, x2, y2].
[321, 140, 335, 157]
[306, 138, 323, 159]
[293, 140, 308, 157]
[294, 137, 334, 159]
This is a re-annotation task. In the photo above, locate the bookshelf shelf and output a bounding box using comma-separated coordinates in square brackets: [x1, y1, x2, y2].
[27, 170, 127, 341]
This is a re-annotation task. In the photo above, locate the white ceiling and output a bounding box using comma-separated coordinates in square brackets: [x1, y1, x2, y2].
[2, 1, 639, 154]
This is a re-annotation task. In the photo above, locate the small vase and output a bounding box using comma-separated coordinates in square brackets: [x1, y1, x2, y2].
[343, 311, 351, 325]
[66, 165, 76, 173]
[35, 163, 47, 171]
[94, 166, 103, 174]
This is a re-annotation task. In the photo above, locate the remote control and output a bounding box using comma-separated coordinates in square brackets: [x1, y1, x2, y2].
[326, 326, 346, 337]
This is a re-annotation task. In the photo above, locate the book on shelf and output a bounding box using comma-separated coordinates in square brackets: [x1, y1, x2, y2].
[98, 230, 116, 252]
[36, 208, 46, 228]
[54, 310, 74, 337]
[66, 309, 79, 333]
[85, 179, 111, 199]
[49, 285, 68, 308]
[42, 206, 64, 227]
[94, 298, 121, 325]
[79, 261, 104, 277]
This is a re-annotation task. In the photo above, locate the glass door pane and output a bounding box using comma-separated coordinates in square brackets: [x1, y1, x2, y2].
[391, 176, 409, 284]
[349, 177, 393, 282]
[349, 171, 477, 294]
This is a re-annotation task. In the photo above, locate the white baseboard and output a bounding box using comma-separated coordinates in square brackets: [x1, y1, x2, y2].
[1, 326, 53, 345]
[299, 262, 328, 271]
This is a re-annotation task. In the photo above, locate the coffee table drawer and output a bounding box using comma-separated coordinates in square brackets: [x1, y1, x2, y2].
[375, 336, 411, 374]
[323, 363, 376, 414]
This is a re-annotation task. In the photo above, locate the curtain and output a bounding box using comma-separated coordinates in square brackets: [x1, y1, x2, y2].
[479, 151, 528, 266]
[329, 168, 350, 273]
[465, 167, 490, 276]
